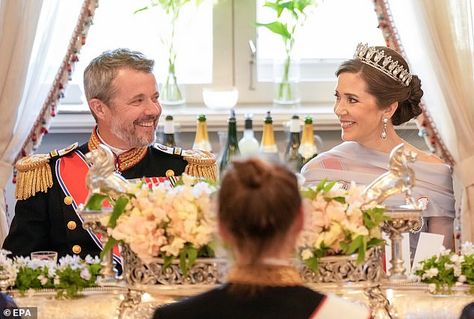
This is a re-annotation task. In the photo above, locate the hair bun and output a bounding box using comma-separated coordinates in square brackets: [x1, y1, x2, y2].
[407, 75, 423, 118]
[232, 160, 270, 188]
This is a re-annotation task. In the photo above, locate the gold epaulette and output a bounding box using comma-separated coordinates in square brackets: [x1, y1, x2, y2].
[15, 143, 78, 200]
[182, 149, 218, 182]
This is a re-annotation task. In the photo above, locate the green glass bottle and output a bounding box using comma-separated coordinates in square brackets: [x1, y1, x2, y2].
[284, 114, 304, 172]
[219, 109, 240, 174]
[163, 115, 176, 147]
[298, 115, 318, 166]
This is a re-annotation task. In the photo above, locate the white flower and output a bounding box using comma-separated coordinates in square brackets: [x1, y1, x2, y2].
[80, 268, 91, 281]
[422, 267, 439, 279]
[181, 173, 196, 186]
[58, 255, 82, 269]
[48, 267, 56, 278]
[301, 249, 314, 260]
[450, 254, 464, 263]
[439, 247, 451, 256]
[428, 283, 437, 293]
[85, 255, 101, 264]
[54, 276, 60, 285]
[458, 275, 467, 283]
[461, 242, 474, 255]
[161, 238, 186, 257]
[454, 266, 462, 277]
[414, 262, 424, 271]
[37, 274, 48, 285]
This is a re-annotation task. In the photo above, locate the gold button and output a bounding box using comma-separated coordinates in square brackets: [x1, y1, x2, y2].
[64, 196, 73, 205]
[165, 169, 175, 177]
[72, 245, 81, 254]
[67, 221, 77, 230]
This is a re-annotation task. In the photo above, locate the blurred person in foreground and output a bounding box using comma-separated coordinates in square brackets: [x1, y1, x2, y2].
[460, 302, 474, 319]
[301, 43, 455, 251]
[153, 158, 370, 319]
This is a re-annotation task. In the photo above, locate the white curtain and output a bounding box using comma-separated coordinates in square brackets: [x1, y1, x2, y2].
[389, 0, 474, 241]
[0, 0, 84, 244]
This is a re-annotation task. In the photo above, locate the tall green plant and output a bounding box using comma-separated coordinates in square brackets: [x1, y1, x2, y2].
[136, 0, 204, 104]
[257, 0, 317, 103]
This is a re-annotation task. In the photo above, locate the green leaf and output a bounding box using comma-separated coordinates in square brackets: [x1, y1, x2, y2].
[367, 238, 385, 249]
[344, 235, 363, 255]
[363, 206, 387, 230]
[323, 180, 337, 193]
[162, 255, 173, 271]
[198, 244, 215, 258]
[84, 193, 108, 210]
[179, 249, 188, 277]
[187, 246, 198, 268]
[100, 237, 118, 259]
[304, 256, 319, 272]
[316, 178, 328, 193]
[356, 236, 368, 264]
[108, 196, 129, 228]
[133, 6, 151, 14]
[263, 2, 284, 17]
[332, 196, 346, 204]
[300, 187, 317, 200]
[256, 22, 291, 40]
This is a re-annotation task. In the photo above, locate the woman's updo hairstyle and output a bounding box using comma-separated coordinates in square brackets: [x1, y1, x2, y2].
[336, 46, 423, 125]
[218, 158, 301, 264]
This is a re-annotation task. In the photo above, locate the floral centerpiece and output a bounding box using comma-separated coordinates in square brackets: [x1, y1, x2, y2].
[414, 242, 474, 294]
[0, 250, 101, 299]
[298, 180, 387, 282]
[91, 174, 218, 283]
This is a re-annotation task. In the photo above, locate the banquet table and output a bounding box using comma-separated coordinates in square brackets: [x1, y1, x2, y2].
[10, 281, 474, 319]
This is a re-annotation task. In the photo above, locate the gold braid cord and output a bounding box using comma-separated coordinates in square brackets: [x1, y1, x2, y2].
[227, 264, 303, 287]
[182, 149, 218, 182]
[15, 154, 52, 200]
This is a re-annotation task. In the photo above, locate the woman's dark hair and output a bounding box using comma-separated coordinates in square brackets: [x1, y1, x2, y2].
[336, 46, 423, 125]
[218, 158, 301, 265]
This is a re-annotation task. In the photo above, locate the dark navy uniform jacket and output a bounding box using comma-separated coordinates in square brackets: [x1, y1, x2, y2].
[3, 142, 188, 259]
[153, 285, 325, 319]
[153, 284, 371, 319]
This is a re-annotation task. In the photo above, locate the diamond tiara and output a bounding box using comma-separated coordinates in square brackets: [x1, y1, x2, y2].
[354, 43, 412, 87]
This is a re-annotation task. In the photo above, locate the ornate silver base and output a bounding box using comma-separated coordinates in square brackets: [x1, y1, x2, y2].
[121, 245, 227, 285]
[301, 247, 384, 283]
[382, 206, 423, 281]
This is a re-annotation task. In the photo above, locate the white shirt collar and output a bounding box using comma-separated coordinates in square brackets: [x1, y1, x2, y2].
[96, 129, 128, 155]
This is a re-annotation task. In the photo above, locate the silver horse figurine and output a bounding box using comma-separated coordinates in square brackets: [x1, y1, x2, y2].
[84, 144, 129, 200]
[362, 143, 419, 208]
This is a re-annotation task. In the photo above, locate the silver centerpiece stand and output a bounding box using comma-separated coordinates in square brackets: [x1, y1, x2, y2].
[80, 144, 130, 286]
[301, 247, 384, 283]
[382, 206, 423, 281]
[121, 244, 226, 286]
[361, 143, 423, 281]
[79, 207, 123, 286]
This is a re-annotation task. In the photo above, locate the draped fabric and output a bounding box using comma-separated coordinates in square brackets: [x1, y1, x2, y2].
[388, 0, 474, 242]
[301, 142, 455, 220]
[0, 0, 84, 244]
[0, 0, 44, 243]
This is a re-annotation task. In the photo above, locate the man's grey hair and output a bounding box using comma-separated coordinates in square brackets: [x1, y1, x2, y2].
[84, 48, 155, 106]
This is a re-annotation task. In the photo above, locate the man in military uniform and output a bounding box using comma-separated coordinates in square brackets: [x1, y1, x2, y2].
[2, 48, 216, 260]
